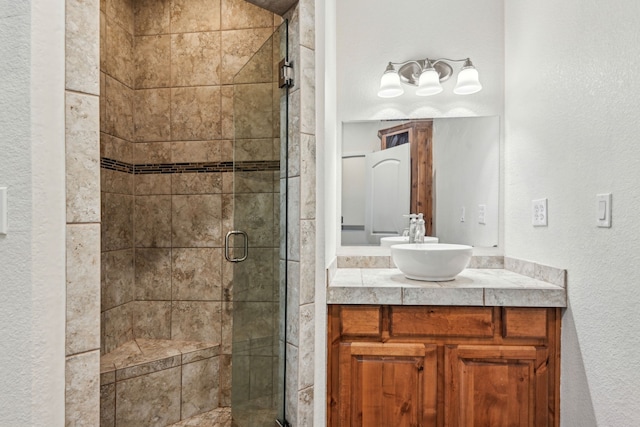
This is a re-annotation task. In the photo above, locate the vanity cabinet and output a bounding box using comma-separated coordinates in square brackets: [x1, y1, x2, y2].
[327, 305, 561, 427]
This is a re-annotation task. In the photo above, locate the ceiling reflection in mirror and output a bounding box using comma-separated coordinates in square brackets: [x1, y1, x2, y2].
[341, 116, 499, 248]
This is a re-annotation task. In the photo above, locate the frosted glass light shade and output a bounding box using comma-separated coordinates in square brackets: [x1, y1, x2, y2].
[453, 66, 482, 95]
[416, 68, 443, 96]
[378, 70, 404, 98]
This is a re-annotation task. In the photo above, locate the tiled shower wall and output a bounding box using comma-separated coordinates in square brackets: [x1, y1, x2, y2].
[283, 0, 317, 425]
[100, 0, 280, 407]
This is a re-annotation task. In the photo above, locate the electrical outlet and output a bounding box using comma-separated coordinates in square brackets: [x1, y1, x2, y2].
[460, 206, 465, 222]
[532, 198, 548, 226]
[478, 204, 486, 225]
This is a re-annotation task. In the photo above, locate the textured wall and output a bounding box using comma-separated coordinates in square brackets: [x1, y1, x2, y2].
[0, 0, 67, 425]
[505, 2, 640, 425]
[0, 2, 33, 423]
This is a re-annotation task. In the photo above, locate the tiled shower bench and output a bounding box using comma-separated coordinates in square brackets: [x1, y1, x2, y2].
[100, 339, 221, 427]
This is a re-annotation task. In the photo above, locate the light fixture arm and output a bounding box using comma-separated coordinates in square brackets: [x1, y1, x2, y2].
[378, 57, 482, 97]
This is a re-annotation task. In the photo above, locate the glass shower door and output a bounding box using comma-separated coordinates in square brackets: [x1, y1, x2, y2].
[229, 22, 288, 427]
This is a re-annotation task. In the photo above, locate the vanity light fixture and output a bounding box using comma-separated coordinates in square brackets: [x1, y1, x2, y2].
[377, 57, 482, 98]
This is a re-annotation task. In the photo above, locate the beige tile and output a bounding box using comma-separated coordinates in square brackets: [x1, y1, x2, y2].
[232, 247, 274, 303]
[234, 193, 275, 247]
[132, 301, 172, 339]
[221, 28, 273, 84]
[299, 46, 315, 134]
[66, 351, 100, 427]
[115, 366, 181, 426]
[221, 302, 232, 354]
[66, 92, 100, 223]
[298, 303, 314, 390]
[100, 71, 106, 130]
[220, 139, 233, 162]
[135, 248, 172, 300]
[234, 83, 273, 139]
[299, 220, 315, 305]
[172, 140, 224, 163]
[297, 386, 314, 427]
[134, 88, 171, 142]
[171, 194, 222, 247]
[134, 195, 172, 247]
[218, 354, 232, 407]
[116, 355, 181, 382]
[221, 0, 273, 30]
[233, 171, 274, 194]
[104, 75, 134, 141]
[134, 174, 172, 195]
[232, 32, 273, 85]
[100, 383, 116, 427]
[66, 225, 100, 355]
[172, 248, 222, 300]
[234, 138, 274, 162]
[101, 169, 133, 195]
[100, 12, 106, 72]
[134, 0, 170, 35]
[101, 339, 143, 369]
[106, 0, 134, 33]
[66, 0, 100, 94]
[101, 249, 134, 311]
[105, 16, 134, 88]
[171, 301, 222, 343]
[135, 35, 171, 89]
[232, 301, 274, 343]
[172, 173, 223, 195]
[101, 192, 133, 251]
[299, 0, 314, 49]
[171, 0, 221, 33]
[102, 303, 134, 354]
[181, 357, 220, 419]
[220, 86, 234, 140]
[132, 141, 172, 164]
[181, 344, 220, 364]
[300, 134, 315, 220]
[171, 86, 222, 141]
[171, 32, 221, 87]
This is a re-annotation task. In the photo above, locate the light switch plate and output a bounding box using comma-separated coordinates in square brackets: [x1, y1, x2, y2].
[532, 198, 548, 226]
[478, 204, 486, 225]
[0, 187, 7, 235]
[597, 193, 612, 228]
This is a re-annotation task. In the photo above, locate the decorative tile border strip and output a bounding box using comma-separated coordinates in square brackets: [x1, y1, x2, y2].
[101, 157, 279, 174]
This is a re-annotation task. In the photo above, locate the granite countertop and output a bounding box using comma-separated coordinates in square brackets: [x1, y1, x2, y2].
[327, 264, 567, 307]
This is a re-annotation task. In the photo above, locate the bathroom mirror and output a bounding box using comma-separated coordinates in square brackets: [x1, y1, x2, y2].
[340, 116, 499, 248]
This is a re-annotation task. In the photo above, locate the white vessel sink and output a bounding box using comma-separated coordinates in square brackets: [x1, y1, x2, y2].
[390, 243, 473, 281]
[380, 235, 439, 247]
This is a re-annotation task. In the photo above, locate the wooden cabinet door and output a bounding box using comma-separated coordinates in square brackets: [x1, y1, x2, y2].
[338, 342, 437, 427]
[445, 345, 549, 427]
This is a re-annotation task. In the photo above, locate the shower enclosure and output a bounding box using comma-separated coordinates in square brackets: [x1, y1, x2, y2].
[229, 22, 289, 427]
[99, 1, 289, 425]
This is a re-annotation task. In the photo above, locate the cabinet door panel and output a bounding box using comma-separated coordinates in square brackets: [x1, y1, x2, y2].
[445, 345, 548, 427]
[339, 342, 437, 427]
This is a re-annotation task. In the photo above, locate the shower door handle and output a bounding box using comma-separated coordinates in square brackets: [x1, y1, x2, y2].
[225, 230, 248, 263]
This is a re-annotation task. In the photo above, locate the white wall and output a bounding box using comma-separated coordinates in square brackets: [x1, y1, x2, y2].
[336, 0, 504, 122]
[0, 0, 66, 425]
[505, 1, 640, 425]
[433, 116, 499, 247]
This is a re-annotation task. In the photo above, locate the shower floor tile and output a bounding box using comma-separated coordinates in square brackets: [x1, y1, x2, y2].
[168, 407, 232, 427]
